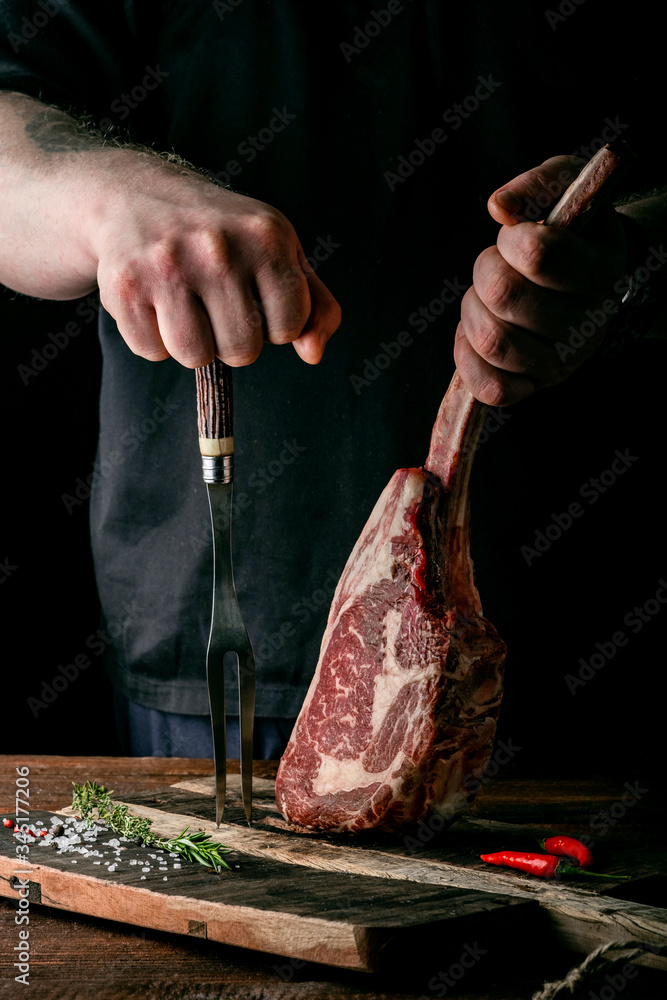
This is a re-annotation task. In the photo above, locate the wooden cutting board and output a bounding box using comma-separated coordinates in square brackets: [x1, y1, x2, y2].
[0, 803, 532, 973]
[2, 773, 665, 973]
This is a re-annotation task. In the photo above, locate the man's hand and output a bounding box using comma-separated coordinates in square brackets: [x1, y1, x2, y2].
[93, 168, 342, 368]
[455, 155, 628, 405]
[0, 92, 341, 368]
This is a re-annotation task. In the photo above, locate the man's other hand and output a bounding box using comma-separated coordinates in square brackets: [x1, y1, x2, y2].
[455, 154, 628, 404]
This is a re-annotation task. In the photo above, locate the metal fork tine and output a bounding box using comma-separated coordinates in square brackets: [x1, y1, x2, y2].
[238, 646, 256, 825]
[206, 645, 227, 825]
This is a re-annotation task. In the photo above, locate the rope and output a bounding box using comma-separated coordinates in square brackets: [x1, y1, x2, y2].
[531, 938, 666, 1000]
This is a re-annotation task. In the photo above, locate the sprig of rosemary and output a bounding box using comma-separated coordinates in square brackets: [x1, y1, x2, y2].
[71, 781, 231, 872]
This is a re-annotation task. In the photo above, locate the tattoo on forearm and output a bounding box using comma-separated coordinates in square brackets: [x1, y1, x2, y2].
[24, 107, 107, 154]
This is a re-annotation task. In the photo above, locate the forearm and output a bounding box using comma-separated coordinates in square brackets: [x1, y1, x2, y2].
[0, 91, 184, 300]
[0, 91, 129, 298]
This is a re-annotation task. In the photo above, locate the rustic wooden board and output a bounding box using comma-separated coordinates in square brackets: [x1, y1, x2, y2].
[107, 774, 667, 971]
[2, 760, 666, 998]
[3, 771, 665, 974]
[0, 809, 535, 973]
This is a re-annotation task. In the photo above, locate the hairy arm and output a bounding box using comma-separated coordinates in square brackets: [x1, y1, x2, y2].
[0, 91, 341, 367]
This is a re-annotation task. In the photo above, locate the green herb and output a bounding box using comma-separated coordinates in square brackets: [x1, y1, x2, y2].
[71, 781, 231, 872]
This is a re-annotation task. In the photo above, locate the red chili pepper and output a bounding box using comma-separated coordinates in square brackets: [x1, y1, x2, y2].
[541, 835, 594, 869]
[480, 850, 629, 880]
[481, 851, 563, 878]
[3, 819, 13, 828]
[39, 830, 49, 837]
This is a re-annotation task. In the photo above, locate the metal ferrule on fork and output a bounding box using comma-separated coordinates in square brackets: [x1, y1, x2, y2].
[201, 454, 233, 484]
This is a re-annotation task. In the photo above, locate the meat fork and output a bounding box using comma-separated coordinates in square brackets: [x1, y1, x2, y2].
[196, 358, 256, 825]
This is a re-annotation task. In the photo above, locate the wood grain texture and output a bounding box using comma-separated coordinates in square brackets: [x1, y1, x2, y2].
[9, 895, 661, 1000]
[1, 758, 665, 1000]
[89, 780, 667, 971]
[0, 756, 276, 813]
[0, 809, 533, 974]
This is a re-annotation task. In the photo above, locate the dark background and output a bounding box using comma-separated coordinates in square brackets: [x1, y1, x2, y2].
[1, 288, 119, 754]
[1, 0, 666, 779]
[3, 287, 666, 774]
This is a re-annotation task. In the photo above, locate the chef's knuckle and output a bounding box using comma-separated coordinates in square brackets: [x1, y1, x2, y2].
[476, 375, 511, 408]
[516, 228, 551, 278]
[103, 268, 145, 310]
[260, 253, 304, 294]
[147, 242, 189, 286]
[460, 285, 477, 320]
[279, 262, 308, 295]
[472, 319, 508, 368]
[245, 209, 292, 252]
[472, 247, 496, 281]
[483, 267, 521, 316]
[270, 292, 311, 343]
[197, 228, 233, 277]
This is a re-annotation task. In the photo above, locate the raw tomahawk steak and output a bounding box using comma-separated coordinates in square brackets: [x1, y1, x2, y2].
[275, 373, 506, 832]
[275, 143, 633, 834]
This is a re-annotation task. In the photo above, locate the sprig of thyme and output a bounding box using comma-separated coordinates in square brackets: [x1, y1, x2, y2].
[71, 781, 231, 871]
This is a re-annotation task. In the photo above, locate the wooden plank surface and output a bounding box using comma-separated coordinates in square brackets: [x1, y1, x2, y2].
[0, 807, 535, 973]
[2, 757, 666, 1000]
[6, 889, 664, 1000]
[96, 773, 666, 971]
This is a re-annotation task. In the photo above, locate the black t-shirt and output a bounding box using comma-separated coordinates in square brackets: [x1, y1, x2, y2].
[2, 1, 665, 771]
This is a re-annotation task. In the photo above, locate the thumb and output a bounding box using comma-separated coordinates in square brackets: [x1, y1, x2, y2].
[488, 154, 586, 227]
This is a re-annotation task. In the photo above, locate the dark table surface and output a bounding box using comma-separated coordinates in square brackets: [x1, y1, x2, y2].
[1, 755, 665, 1000]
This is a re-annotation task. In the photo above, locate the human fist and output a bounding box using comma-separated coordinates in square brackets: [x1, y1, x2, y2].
[93, 156, 341, 368]
[455, 155, 628, 405]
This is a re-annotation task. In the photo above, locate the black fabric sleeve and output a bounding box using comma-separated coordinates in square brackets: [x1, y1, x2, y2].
[0, 1, 140, 118]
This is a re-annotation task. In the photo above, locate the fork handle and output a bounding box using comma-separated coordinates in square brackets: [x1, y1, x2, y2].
[196, 359, 234, 483]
